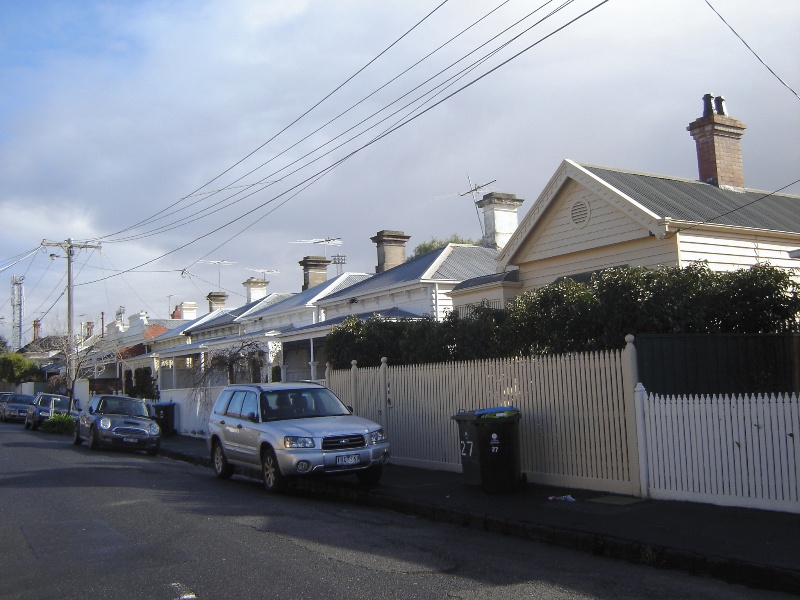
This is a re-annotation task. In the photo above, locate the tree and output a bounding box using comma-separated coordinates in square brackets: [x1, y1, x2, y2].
[0, 334, 8, 355]
[0, 353, 43, 384]
[410, 234, 478, 259]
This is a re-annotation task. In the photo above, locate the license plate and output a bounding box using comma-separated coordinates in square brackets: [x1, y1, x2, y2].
[336, 454, 361, 466]
[123, 437, 137, 443]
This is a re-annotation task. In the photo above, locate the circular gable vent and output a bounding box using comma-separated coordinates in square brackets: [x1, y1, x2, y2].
[570, 199, 590, 228]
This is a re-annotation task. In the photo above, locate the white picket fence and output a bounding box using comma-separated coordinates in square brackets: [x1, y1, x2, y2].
[635, 387, 799, 513]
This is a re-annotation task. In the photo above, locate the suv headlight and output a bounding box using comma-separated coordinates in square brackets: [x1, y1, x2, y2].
[369, 429, 387, 444]
[284, 436, 314, 448]
[100, 417, 111, 430]
[149, 422, 160, 436]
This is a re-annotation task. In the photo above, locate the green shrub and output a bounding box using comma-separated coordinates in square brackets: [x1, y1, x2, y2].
[40, 413, 76, 435]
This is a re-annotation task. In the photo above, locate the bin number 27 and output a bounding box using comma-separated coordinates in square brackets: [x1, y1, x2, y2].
[460, 440, 473, 457]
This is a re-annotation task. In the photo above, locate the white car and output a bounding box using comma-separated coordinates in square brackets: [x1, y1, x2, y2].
[207, 382, 390, 492]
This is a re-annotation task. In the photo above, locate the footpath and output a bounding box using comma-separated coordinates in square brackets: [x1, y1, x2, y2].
[159, 435, 800, 595]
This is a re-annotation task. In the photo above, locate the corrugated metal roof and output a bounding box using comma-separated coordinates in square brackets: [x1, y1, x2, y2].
[279, 307, 424, 335]
[433, 245, 497, 280]
[323, 245, 497, 302]
[243, 273, 372, 318]
[582, 164, 800, 233]
[451, 269, 519, 292]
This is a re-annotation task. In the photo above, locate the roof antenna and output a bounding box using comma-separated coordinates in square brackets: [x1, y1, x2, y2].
[460, 176, 496, 238]
[290, 237, 343, 258]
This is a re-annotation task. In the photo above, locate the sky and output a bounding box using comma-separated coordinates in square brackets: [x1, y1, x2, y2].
[1, 0, 798, 347]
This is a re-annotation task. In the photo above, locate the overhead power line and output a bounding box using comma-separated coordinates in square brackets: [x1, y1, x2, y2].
[96, 0, 452, 242]
[704, 0, 799, 101]
[97, 0, 581, 246]
[75, 0, 614, 287]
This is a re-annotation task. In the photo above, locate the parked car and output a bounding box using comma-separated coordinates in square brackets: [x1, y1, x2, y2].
[25, 394, 73, 430]
[207, 382, 390, 492]
[0, 393, 36, 423]
[73, 395, 160, 455]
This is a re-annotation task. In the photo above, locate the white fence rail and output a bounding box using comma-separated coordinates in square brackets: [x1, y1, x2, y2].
[636, 387, 799, 513]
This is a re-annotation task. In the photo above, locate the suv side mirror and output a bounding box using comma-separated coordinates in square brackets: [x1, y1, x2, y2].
[88, 406, 94, 414]
[247, 412, 259, 423]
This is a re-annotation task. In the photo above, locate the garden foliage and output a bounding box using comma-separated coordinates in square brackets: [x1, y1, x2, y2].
[324, 263, 800, 368]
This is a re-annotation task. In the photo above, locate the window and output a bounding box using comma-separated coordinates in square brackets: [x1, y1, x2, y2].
[225, 391, 247, 418]
[212, 389, 234, 415]
[241, 392, 258, 421]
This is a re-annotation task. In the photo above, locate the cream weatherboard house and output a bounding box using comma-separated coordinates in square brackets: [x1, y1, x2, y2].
[449, 94, 800, 312]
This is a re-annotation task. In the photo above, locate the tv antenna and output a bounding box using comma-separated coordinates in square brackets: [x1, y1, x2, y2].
[198, 259, 236, 290]
[460, 176, 496, 237]
[246, 268, 279, 280]
[291, 237, 343, 258]
[330, 254, 347, 276]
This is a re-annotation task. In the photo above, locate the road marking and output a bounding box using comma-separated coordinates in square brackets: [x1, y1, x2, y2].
[170, 582, 198, 599]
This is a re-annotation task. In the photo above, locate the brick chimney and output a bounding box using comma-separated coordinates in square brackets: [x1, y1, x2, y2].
[33, 319, 41, 341]
[687, 93, 746, 189]
[85, 321, 94, 337]
[206, 291, 228, 312]
[243, 277, 268, 303]
[371, 230, 410, 273]
[299, 256, 330, 291]
[476, 192, 524, 250]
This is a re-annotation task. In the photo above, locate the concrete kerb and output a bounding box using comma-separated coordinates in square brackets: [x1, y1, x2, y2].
[159, 446, 800, 596]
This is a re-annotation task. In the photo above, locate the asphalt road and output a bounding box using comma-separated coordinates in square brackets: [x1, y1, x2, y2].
[0, 423, 791, 600]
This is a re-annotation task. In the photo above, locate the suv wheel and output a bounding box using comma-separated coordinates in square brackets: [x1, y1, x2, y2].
[24, 416, 31, 430]
[261, 448, 286, 493]
[212, 442, 234, 479]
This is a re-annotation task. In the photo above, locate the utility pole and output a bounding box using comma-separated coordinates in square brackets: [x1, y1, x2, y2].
[10, 275, 24, 350]
[42, 238, 101, 400]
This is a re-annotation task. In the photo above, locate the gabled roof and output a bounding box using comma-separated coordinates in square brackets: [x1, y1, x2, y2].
[239, 273, 371, 320]
[498, 159, 800, 269]
[183, 293, 293, 334]
[319, 244, 497, 304]
[151, 308, 226, 341]
[582, 164, 800, 232]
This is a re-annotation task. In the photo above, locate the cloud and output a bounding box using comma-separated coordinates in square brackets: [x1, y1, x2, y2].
[1, 0, 798, 343]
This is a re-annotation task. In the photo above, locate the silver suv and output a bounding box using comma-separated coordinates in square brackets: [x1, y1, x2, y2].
[207, 383, 390, 492]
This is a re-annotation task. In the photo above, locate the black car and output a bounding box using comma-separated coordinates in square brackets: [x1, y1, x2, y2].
[73, 395, 161, 455]
[0, 393, 36, 423]
[25, 394, 73, 430]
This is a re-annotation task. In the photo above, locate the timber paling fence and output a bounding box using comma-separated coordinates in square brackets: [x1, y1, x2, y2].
[327, 343, 640, 496]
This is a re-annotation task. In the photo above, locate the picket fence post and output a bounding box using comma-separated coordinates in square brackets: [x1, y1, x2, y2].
[622, 334, 642, 495]
[380, 357, 389, 433]
[350, 360, 359, 415]
[634, 383, 650, 498]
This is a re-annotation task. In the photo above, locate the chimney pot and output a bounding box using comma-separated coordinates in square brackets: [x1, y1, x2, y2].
[702, 93, 715, 117]
[714, 95, 727, 116]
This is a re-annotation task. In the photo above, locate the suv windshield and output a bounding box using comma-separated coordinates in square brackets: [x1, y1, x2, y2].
[259, 387, 350, 421]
